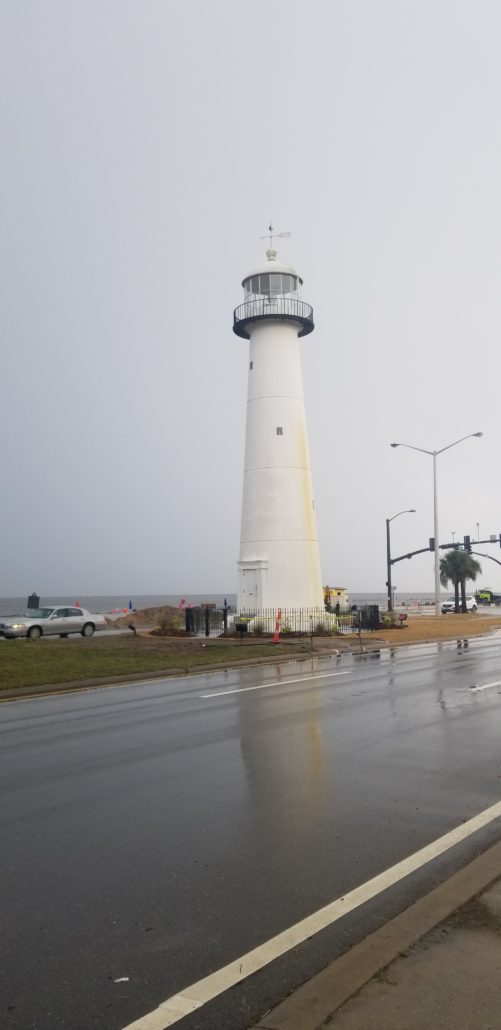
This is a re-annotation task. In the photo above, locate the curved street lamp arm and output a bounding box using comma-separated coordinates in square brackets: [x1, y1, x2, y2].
[436, 433, 483, 456]
[390, 442, 433, 456]
[388, 508, 416, 522]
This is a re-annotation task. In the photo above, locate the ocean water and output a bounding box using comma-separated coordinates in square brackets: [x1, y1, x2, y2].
[0, 594, 236, 617]
[0, 592, 439, 618]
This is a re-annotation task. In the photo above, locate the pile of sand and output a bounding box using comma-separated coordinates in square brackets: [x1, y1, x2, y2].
[113, 604, 182, 629]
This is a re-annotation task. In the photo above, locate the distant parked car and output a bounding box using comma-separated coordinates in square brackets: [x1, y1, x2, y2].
[0, 606, 106, 640]
[441, 595, 477, 614]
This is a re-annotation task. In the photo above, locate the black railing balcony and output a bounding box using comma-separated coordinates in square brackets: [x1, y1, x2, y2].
[233, 297, 314, 339]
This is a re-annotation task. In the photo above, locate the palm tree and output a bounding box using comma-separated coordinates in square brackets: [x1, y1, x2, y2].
[439, 550, 482, 613]
[440, 552, 461, 612]
[458, 553, 482, 611]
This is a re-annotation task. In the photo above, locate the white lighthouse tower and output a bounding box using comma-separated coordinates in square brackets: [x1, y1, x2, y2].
[233, 238, 324, 613]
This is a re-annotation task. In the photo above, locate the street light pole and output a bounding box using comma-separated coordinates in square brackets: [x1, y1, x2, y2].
[386, 518, 392, 612]
[386, 509, 416, 611]
[390, 433, 483, 616]
[433, 451, 439, 621]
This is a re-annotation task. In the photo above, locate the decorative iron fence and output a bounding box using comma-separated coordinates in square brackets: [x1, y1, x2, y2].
[237, 607, 332, 635]
[185, 604, 380, 637]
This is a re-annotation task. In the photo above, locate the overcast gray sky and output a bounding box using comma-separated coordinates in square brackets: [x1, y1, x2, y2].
[1, 0, 500, 597]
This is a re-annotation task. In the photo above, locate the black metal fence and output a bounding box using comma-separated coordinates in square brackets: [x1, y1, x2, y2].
[237, 607, 332, 635]
[185, 605, 380, 638]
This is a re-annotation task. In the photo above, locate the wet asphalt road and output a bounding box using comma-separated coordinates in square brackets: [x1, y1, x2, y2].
[3, 638, 501, 1030]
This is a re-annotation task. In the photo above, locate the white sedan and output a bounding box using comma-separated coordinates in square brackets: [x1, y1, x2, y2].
[441, 595, 478, 614]
[0, 606, 107, 640]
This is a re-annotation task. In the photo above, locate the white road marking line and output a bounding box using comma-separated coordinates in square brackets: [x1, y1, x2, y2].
[389, 644, 501, 664]
[200, 670, 351, 698]
[470, 680, 501, 693]
[456, 647, 500, 656]
[458, 646, 501, 656]
[121, 799, 501, 1030]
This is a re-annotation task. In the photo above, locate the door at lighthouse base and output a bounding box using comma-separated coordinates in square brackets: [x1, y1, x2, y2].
[238, 560, 267, 611]
[242, 568, 258, 606]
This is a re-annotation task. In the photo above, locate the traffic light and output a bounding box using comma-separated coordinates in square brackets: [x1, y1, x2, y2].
[429, 537, 435, 552]
[464, 535, 471, 552]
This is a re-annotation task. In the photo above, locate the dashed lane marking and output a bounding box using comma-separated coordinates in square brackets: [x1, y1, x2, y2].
[199, 670, 351, 698]
[470, 680, 501, 693]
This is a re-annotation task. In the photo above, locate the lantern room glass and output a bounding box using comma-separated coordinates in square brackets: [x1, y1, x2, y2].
[244, 273, 298, 298]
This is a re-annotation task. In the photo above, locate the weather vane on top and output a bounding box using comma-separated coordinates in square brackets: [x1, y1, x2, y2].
[260, 223, 291, 248]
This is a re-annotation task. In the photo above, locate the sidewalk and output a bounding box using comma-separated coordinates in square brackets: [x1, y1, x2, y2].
[253, 841, 501, 1030]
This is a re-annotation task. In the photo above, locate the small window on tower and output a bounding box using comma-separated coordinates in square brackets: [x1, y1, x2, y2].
[249, 361, 253, 370]
[276, 427, 283, 435]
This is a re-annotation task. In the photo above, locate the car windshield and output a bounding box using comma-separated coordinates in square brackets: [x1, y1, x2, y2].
[25, 608, 56, 619]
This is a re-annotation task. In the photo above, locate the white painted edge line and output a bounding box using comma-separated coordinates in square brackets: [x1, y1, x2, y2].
[470, 680, 501, 693]
[121, 799, 501, 1030]
[200, 670, 351, 698]
[386, 644, 501, 665]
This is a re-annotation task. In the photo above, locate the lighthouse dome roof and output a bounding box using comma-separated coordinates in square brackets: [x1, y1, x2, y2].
[241, 248, 303, 286]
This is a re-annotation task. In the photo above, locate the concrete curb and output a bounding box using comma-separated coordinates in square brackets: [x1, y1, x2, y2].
[252, 840, 501, 1030]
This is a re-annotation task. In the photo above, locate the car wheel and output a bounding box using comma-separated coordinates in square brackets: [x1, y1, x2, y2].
[471, 605, 477, 612]
[27, 626, 42, 640]
[81, 623, 95, 637]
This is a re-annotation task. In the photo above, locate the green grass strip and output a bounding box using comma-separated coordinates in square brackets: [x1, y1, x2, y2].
[0, 635, 302, 690]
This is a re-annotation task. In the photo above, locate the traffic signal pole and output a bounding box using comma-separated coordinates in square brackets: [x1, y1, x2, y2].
[386, 519, 392, 612]
[387, 534, 501, 608]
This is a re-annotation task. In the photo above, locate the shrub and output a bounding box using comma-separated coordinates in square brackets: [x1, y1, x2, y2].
[158, 612, 185, 635]
[381, 611, 397, 628]
[314, 622, 333, 636]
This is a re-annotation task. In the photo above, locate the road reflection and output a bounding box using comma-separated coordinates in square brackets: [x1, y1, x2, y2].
[236, 662, 329, 837]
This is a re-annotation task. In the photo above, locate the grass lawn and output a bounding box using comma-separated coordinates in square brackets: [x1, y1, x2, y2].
[376, 612, 501, 645]
[0, 634, 303, 691]
[3, 614, 500, 693]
